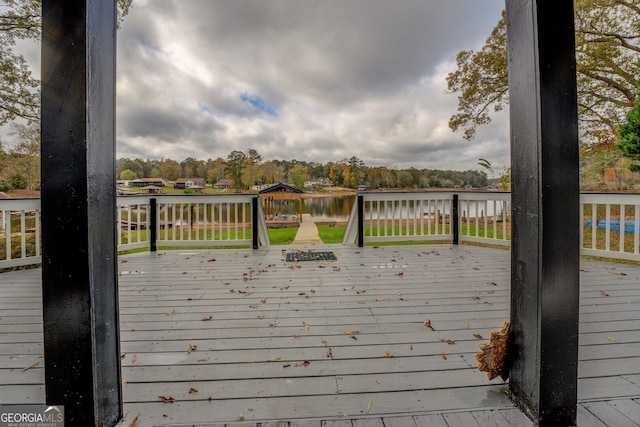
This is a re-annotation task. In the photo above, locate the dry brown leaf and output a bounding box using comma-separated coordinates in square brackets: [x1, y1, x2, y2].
[132, 354, 138, 364]
[158, 395, 176, 403]
[473, 333, 484, 339]
[293, 335, 302, 340]
[188, 344, 198, 354]
[374, 379, 381, 384]
[382, 350, 394, 358]
[367, 399, 372, 413]
[167, 309, 176, 316]
[408, 344, 413, 350]
[128, 413, 140, 427]
[440, 338, 456, 345]
[294, 360, 311, 367]
[344, 329, 361, 335]
[282, 363, 291, 368]
[465, 323, 470, 329]
[424, 320, 435, 331]
[607, 336, 617, 342]
[197, 357, 210, 362]
[237, 412, 245, 421]
[326, 348, 333, 358]
[350, 335, 358, 340]
[609, 271, 627, 276]
[303, 321, 310, 329]
[188, 387, 198, 393]
[376, 297, 390, 302]
[600, 290, 610, 297]
[441, 352, 448, 360]
[201, 315, 213, 321]
[396, 272, 404, 277]
[267, 356, 282, 362]
[476, 321, 510, 381]
[321, 338, 328, 346]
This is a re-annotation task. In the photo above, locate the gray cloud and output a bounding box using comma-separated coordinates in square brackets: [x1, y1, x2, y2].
[113, 0, 509, 170]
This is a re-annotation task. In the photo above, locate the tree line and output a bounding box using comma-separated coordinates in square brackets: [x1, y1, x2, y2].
[116, 149, 489, 190]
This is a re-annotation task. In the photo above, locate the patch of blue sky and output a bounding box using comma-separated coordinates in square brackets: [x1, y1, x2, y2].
[240, 93, 279, 117]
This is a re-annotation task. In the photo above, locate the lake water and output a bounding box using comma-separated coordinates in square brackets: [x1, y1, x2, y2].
[262, 195, 355, 221]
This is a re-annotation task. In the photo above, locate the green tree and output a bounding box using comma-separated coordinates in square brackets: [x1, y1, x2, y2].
[289, 163, 309, 189]
[0, 0, 133, 125]
[225, 150, 247, 189]
[4, 121, 40, 189]
[447, 1, 640, 149]
[617, 82, 640, 171]
[158, 159, 181, 181]
[243, 148, 263, 187]
[119, 169, 137, 180]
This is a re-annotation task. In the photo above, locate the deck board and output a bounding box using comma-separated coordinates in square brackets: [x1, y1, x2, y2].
[1, 244, 640, 425]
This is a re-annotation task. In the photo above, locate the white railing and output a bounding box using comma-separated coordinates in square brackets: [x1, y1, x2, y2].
[580, 193, 640, 261]
[5, 192, 640, 269]
[367, 192, 453, 242]
[0, 199, 42, 269]
[1, 194, 269, 270]
[153, 194, 257, 248]
[457, 192, 511, 246]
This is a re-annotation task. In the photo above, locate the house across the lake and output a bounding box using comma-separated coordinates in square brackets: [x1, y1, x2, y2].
[213, 178, 232, 189]
[130, 177, 164, 188]
[304, 177, 334, 188]
[174, 177, 206, 190]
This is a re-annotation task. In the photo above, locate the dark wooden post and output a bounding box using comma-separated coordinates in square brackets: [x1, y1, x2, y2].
[41, 1, 122, 426]
[357, 194, 364, 248]
[452, 194, 459, 245]
[506, 1, 580, 425]
[150, 198, 158, 252]
[252, 196, 259, 249]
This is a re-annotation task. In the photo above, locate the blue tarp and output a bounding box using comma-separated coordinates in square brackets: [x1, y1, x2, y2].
[585, 219, 637, 232]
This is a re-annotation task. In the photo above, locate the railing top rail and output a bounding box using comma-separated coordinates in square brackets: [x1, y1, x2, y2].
[457, 192, 511, 201]
[359, 191, 455, 201]
[150, 194, 257, 204]
[580, 193, 640, 203]
[0, 198, 41, 210]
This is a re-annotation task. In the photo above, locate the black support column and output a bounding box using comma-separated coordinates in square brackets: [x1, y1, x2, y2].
[506, 1, 580, 425]
[41, 1, 122, 426]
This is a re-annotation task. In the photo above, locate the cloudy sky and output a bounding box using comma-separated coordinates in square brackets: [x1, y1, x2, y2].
[12, 0, 510, 171]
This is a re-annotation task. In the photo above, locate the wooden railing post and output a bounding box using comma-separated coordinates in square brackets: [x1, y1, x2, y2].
[452, 194, 459, 245]
[150, 198, 157, 252]
[357, 194, 364, 248]
[507, 0, 580, 425]
[252, 196, 259, 250]
[41, 0, 122, 425]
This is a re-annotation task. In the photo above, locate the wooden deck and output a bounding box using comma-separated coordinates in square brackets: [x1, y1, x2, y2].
[1, 244, 640, 426]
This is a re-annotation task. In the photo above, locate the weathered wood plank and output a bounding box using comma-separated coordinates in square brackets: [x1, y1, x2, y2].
[576, 405, 608, 427]
[412, 414, 447, 427]
[581, 401, 637, 427]
[380, 416, 417, 427]
[609, 399, 640, 423]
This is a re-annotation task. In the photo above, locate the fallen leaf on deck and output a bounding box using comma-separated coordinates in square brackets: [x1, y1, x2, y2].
[367, 399, 372, 413]
[294, 360, 311, 367]
[332, 266, 341, 271]
[607, 336, 617, 342]
[600, 290, 610, 297]
[267, 356, 282, 362]
[127, 413, 140, 427]
[201, 316, 213, 321]
[382, 351, 394, 358]
[158, 395, 176, 403]
[609, 271, 627, 276]
[321, 338, 328, 346]
[487, 281, 498, 286]
[197, 358, 209, 362]
[441, 353, 448, 360]
[408, 344, 413, 350]
[424, 320, 435, 331]
[440, 339, 456, 345]
[396, 272, 404, 277]
[121, 353, 127, 359]
[237, 412, 245, 421]
[473, 334, 484, 339]
[188, 387, 198, 393]
[326, 348, 333, 358]
[344, 329, 361, 335]
[350, 335, 358, 340]
[293, 335, 302, 340]
[167, 309, 176, 316]
[465, 323, 470, 329]
[188, 344, 198, 354]
[303, 321, 310, 329]
[132, 354, 138, 364]
[122, 379, 128, 386]
[376, 297, 390, 302]
[282, 363, 291, 368]
[207, 258, 216, 262]
[22, 361, 40, 371]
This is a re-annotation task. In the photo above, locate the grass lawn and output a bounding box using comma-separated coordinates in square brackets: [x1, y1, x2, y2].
[317, 226, 345, 244]
[268, 227, 299, 245]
